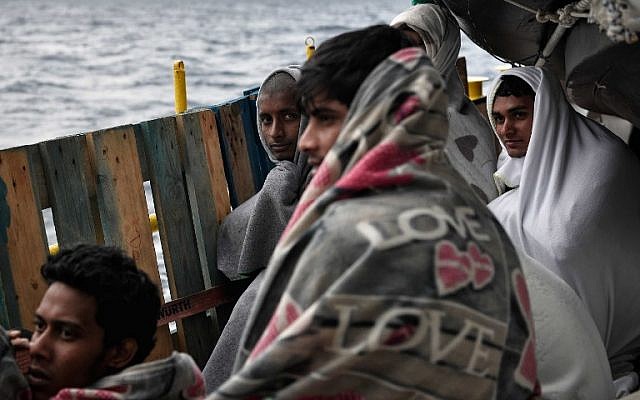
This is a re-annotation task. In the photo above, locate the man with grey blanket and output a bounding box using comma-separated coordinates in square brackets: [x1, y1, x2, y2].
[209, 25, 539, 399]
[203, 65, 311, 392]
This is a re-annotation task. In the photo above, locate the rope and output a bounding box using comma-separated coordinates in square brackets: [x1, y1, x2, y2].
[500, 0, 594, 66]
[502, 0, 592, 27]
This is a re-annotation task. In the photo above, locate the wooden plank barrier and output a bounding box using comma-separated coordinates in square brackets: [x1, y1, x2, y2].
[0, 93, 270, 369]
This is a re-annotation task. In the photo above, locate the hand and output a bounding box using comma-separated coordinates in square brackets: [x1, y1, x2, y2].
[7, 329, 31, 374]
[7, 329, 30, 351]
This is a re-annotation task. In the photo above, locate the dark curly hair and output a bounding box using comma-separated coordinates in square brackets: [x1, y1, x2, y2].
[297, 24, 414, 110]
[41, 244, 160, 367]
[495, 75, 535, 98]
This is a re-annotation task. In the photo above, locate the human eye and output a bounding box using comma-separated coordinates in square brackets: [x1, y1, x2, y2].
[259, 115, 273, 125]
[59, 325, 77, 341]
[33, 317, 45, 333]
[283, 111, 299, 121]
[514, 111, 528, 120]
[317, 112, 335, 124]
[492, 114, 504, 124]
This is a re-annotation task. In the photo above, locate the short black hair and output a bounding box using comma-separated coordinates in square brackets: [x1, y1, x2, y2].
[297, 24, 414, 110]
[259, 72, 297, 99]
[41, 244, 160, 367]
[495, 75, 535, 98]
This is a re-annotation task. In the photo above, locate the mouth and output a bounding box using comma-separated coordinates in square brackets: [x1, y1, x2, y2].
[269, 142, 292, 152]
[503, 140, 522, 148]
[27, 366, 51, 387]
[307, 157, 322, 168]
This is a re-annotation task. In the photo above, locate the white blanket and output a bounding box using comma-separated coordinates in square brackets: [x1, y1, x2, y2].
[487, 66, 640, 378]
[391, 4, 498, 203]
[520, 251, 614, 399]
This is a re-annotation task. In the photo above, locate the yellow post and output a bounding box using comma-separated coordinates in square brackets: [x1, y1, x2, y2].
[173, 60, 187, 114]
[467, 76, 488, 101]
[305, 36, 316, 60]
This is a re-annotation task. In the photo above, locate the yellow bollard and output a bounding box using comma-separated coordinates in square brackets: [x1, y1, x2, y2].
[173, 60, 187, 114]
[149, 213, 158, 233]
[467, 76, 489, 101]
[49, 243, 59, 256]
[48, 213, 159, 255]
[305, 36, 316, 60]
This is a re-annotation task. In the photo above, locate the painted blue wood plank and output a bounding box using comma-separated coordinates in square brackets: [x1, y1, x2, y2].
[210, 105, 238, 208]
[40, 136, 99, 247]
[240, 96, 274, 191]
[139, 116, 217, 367]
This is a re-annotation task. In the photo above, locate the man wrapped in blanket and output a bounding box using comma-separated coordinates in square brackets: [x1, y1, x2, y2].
[0, 244, 205, 400]
[488, 67, 640, 397]
[209, 25, 539, 400]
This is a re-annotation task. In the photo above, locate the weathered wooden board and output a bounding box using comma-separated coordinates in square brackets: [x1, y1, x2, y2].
[90, 125, 173, 361]
[140, 116, 217, 367]
[215, 102, 257, 207]
[0, 147, 49, 329]
[40, 135, 100, 247]
[188, 110, 230, 224]
[176, 110, 230, 282]
[0, 174, 10, 327]
[241, 92, 273, 191]
[175, 110, 228, 343]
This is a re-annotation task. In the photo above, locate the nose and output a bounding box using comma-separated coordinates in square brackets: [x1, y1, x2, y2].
[298, 124, 317, 155]
[29, 330, 52, 361]
[498, 117, 514, 138]
[267, 117, 284, 140]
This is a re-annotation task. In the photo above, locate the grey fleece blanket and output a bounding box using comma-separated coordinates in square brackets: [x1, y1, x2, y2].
[210, 48, 538, 399]
[203, 66, 310, 393]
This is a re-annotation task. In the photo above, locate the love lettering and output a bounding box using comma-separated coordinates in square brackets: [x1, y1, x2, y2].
[357, 206, 490, 250]
[329, 304, 499, 378]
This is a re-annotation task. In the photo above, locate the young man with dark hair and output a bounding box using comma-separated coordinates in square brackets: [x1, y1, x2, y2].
[2, 244, 204, 400]
[488, 66, 640, 397]
[297, 24, 414, 173]
[211, 24, 538, 400]
[491, 75, 535, 158]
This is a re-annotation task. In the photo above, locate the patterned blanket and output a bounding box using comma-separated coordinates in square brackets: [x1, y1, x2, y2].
[0, 326, 205, 400]
[211, 48, 538, 399]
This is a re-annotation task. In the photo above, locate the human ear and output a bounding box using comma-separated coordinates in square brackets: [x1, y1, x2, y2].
[104, 338, 138, 370]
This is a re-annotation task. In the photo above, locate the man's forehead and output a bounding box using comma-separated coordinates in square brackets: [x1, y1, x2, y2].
[36, 282, 99, 326]
[303, 92, 343, 113]
[492, 95, 534, 112]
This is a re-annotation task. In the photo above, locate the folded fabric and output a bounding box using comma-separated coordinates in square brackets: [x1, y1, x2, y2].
[391, 3, 498, 203]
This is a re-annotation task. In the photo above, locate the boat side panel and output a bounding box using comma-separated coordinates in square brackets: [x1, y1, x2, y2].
[0, 147, 49, 329]
[175, 110, 231, 339]
[90, 125, 174, 361]
[216, 102, 257, 207]
[240, 95, 273, 192]
[140, 116, 217, 368]
[39, 135, 100, 248]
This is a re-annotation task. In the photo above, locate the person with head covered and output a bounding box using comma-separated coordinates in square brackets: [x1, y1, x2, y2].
[203, 66, 311, 393]
[209, 25, 538, 400]
[391, 2, 498, 203]
[487, 66, 640, 398]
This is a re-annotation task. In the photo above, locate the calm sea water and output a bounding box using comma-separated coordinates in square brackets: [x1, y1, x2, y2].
[0, 0, 503, 149]
[0, 0, 503, 301]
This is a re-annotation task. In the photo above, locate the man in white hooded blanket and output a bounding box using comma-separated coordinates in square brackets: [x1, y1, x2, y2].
[487, 66, 640, 397]
[390, 2, 498, 204]
[392, 5, 619, 399]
